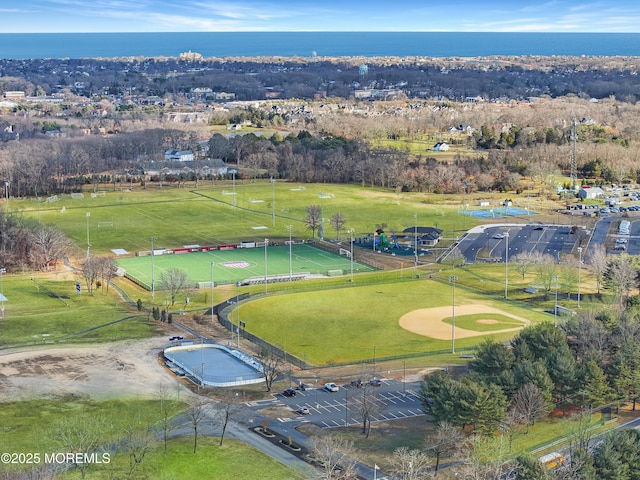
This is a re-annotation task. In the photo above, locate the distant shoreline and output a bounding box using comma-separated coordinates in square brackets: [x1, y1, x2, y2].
[2, 32, 640, 60]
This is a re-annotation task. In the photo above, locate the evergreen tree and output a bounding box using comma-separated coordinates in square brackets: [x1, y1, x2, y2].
[580, 359, 614, 409]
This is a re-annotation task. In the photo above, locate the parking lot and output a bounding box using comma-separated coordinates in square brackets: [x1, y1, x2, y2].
[456, 212, 640, 264]
[457, 224, 578, 264]
[272, 379, 425, 428]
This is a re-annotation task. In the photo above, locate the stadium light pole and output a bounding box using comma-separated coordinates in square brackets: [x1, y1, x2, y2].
[414, 213, 418, 269]
[350, 228, 354, 283]
[450, 276, 457, 354]
[232, 170, 236, 211]
[210, 262, 214, 323]
[150, 237, 156, 299]
[264, 238, 268, 294]
[577, 247, 582, 308]
[85, 212, 91, 260]
[271, 177, 276, 227]
[319, 192, 324, 239]
[236, 282, 241, 349]
[504, 232, 509, 299]
[554, 275, 559, 326]
[288, 225, 293, 281]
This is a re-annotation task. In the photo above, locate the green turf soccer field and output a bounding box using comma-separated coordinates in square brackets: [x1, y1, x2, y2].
[117, 243, 378, 288]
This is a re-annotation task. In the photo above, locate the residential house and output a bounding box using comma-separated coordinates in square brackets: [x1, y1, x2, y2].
[164, 150, 195, 162]
[432, 142, 450, 152]
[402, 227, 444, 247]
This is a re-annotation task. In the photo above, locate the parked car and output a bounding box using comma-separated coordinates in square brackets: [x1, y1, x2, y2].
[614, 244, 627, 251]
[369, 378, 382, 387]
[616, 238, 628, 244]
[492, 233, 505, 239]
[350, 379, 363, 388]
[295, 406, 310, 415]
[324, 382, 339, 392]
[283, 387, 297, 397]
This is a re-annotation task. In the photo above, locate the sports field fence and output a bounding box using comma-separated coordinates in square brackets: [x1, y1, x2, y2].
[216, 295, 476, 369]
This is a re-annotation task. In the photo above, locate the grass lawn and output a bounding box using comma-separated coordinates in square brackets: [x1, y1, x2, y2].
[236, 276, 551, 365]
[0, 274, 158, 346]
[442, 313, 526, 332]
[0, 397, 304, 480]
[15, 182, 480, 255]
[60, 437, 307, 480]
[0, 397, 183, 473]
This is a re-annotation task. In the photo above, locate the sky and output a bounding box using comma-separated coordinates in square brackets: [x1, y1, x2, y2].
[4, 1, 640, 34]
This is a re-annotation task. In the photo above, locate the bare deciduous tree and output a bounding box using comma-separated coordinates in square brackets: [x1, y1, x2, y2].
[426, 421, 466, 473]
[29, 225, 71, 271]
[215, 389, 243, 446]
[608, 254, 638, 307]
[509, 383, 549, 434]
[441, 246, 466, 269]
[155, 382, 174, 452]
[390, 446, 432, 480]
[122, 423, 153, 480]
[80, 255, 101, 294]
[256, 347, 283, 392]
[330, 212, 346, 240]
[354, 385, 384, 438]
[536, 253, 558, 292]
[159, 268, 191, 306]
[310, 435, 358, 479]
[587, 243, 608, 295]
[305, 204, 322, 238]
[53, 414, 110, 479]
[187, 401, 208, 454]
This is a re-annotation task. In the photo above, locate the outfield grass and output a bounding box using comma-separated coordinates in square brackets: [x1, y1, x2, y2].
[236, 276, 551, 365]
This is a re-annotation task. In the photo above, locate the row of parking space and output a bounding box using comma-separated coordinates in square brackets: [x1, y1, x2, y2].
[277, 384, 425, 428]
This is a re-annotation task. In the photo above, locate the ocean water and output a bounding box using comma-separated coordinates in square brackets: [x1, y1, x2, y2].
[2, 32, 640, 60]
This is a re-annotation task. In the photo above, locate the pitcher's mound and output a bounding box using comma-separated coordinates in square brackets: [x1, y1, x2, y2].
[399, 304, 529, 340]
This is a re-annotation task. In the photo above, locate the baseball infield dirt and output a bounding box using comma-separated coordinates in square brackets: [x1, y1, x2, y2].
[398, 304, 530, 340]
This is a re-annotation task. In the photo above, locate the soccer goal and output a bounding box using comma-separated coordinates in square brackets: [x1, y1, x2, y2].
[339, 248, 352, 259]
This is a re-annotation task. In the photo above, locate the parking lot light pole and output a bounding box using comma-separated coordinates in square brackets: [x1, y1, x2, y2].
[449, 276, 458, 354]
[554, 275, 559, 326]
[577, 247, 583, 308]
[504, 232, 509, 299]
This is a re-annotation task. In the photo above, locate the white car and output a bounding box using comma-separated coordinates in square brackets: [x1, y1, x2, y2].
[492, 233, 505, 239]
[616, 238, 628, 244]
[324, 382, 339, 392]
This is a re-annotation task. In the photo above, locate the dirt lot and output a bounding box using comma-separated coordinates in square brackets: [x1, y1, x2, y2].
[0, 337, 186, 402]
